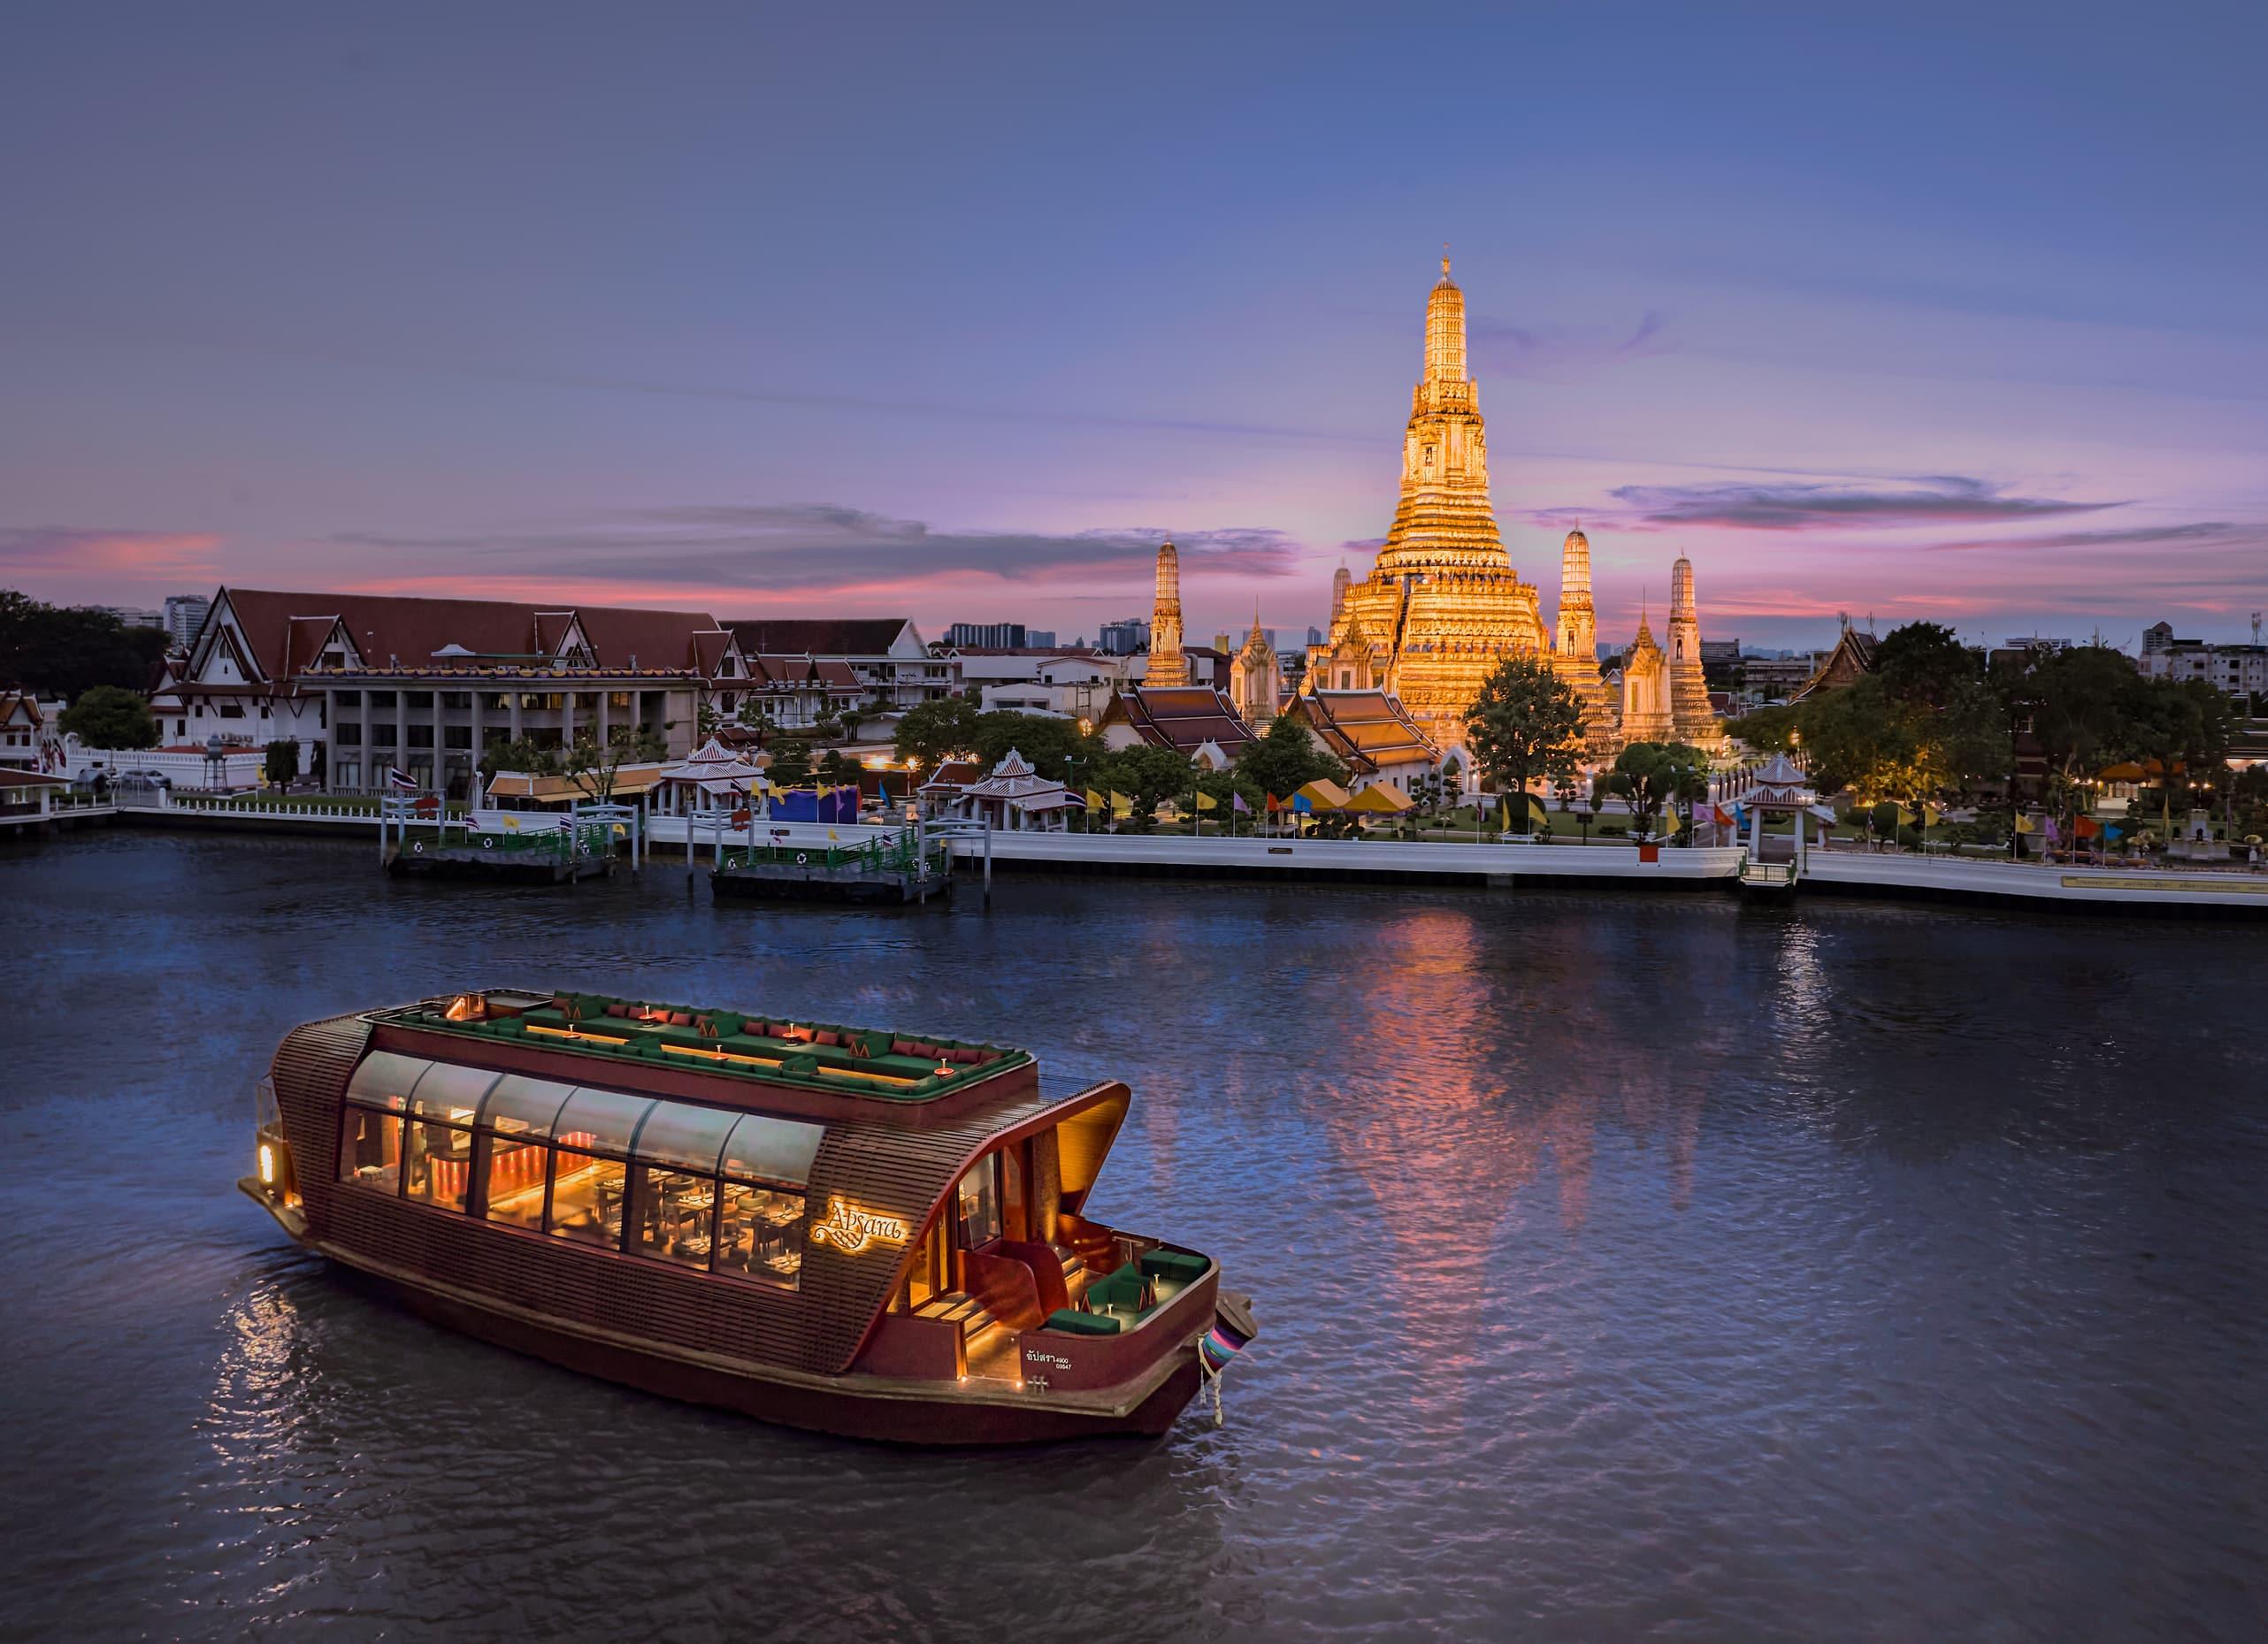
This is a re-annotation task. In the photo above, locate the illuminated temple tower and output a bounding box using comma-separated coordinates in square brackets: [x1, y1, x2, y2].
[1551, 528, 1616, 754]
[1146, 539, 1188, 687]
[1667, 554, 1722, 748]
[1309, 256, 1548, 750]
[1619, 610, 1674, 744]
[1230, 608, 1283, 730]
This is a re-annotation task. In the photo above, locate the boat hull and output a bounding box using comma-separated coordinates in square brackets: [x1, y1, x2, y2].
[244, 1180, 1204, 1444]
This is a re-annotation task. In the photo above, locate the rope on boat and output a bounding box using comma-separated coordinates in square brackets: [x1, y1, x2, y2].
[1201, 1353, 1227, 1427]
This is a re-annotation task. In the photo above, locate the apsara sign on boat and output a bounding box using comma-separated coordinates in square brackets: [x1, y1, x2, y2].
[808, 1196, 910, 1254]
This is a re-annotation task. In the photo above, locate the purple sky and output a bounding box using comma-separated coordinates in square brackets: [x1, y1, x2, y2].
[4, 4, 2264, 650]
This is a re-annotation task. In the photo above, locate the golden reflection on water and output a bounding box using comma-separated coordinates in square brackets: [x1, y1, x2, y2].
[1309, 904, 1715, 1418]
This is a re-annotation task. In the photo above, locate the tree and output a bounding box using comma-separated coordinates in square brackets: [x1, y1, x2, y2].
[1463, 653, 1583, 801]
[1723, 703, 1798, 755]
[2024, 644, 2149, 781]
[969, 710, 1101, 783]
[1099, 742, 1194, 830]
[1871, 621, 1980, 711]
[561, 724, 665, 803]
[479, 737, 555, 780]
[264, 738, 300, 787]
[816, 747, 854, 786]
[2126, 677, 2231, 836]
[767, 738, 814, 787]
[1599, 741, 1709, 841]
[57, 684, 157, 750]
[893, 695, 983, 771]
[1792, 676, 1928, 799]
[1237, 713, 1346, 802]
[0, 592, 171, 700]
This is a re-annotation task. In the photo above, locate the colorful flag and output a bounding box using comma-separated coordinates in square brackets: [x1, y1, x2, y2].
[1923, 803, 1942, 827]
[1231, 791, 1251, 814]
[1896, 806, 1918, 826]
[1266, 793, 1282, 813]
[1110, 790, 1134, 818]
[1199, 1311, 1252, 1373]
[1196, 791, 1218, 811]
[1084, 787, 1106, 811]
[2074, 815, 2101, 838]
[2014, 814, 2037, 834]
[2043, 817, 2060, 845]
[386, 766, 416, 791]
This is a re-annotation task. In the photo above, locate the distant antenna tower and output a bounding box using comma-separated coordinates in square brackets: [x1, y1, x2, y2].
[2254, 610, 2263, 646]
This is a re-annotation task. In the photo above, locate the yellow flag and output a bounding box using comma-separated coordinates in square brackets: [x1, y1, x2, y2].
[1922, 804, 1942, 827]
[827, 828, 839, 841]
[1196, 791, 1218, 811]
[1084, 787, 1106, 810]
[1498, 798, 1512, 829]
[2014, 814, 2037, 834]
[1110, 790, 1134, 817]
[1896, 806, 1918, 826]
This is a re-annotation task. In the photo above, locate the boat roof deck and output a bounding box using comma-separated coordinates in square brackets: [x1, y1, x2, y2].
[371, 988, 1031, 1105]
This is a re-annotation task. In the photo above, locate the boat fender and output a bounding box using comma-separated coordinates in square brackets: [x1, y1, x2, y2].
[411, 840, 424, 854]
[795, 852, 808, 866]
[481, 837, 495, 850]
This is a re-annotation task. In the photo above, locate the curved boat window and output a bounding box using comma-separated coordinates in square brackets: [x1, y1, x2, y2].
[553, 1088, 652, 1154]
[474, 1076, 577, 1229]
[547, 1089, 650, 1249]
[631, 1101, 740, 1173]
[477, 1074, 575, 1137]
[406, 1060, 499, 1120]
[345, 1051, 429, 1113]
[405, 1113, 471, 1212]
[714, 1115, 820, 1288]
[719, 1113, 824, 1188]
[339, 1106, 402, 1192]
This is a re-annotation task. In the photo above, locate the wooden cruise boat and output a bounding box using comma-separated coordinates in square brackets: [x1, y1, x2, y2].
[242, 987, 1252, 1443]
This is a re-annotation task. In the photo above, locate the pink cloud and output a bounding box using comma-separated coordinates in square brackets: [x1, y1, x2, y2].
[0, 526, 223, 584]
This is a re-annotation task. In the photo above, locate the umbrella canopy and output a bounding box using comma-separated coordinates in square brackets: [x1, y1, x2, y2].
[1294, 778, 1353, 812]
[2096, 761, 2147, 782]
[1344, 783, 1413, 814]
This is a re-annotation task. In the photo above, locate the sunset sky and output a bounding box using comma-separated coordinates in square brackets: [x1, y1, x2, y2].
[4, 4, 2264, 649]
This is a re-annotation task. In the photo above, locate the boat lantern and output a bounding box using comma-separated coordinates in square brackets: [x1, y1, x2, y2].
[444, 991, 487, 1022]
[257, 1143, 276, 1185]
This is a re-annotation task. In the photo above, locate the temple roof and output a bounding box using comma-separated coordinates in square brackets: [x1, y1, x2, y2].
[1099, 686, 1259, 757]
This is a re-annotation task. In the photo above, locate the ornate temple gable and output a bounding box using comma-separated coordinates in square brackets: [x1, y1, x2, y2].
[1790, 620, 1881, 703]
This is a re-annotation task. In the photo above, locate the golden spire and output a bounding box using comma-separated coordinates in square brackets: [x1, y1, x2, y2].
[1147, 539, 1188, 687]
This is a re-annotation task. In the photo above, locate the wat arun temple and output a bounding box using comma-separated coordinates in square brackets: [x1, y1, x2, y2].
[1297, 256, 1722, 764]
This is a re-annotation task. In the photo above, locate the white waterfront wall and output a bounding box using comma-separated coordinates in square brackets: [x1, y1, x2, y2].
[1804, 850, 2268, 910]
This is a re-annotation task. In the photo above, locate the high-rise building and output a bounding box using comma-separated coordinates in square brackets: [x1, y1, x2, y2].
[1146, 541, 1188, 686]
[1306, 256, 1549, 749]
[946, 622, 1026, 649]
[1026, 630, 1056, 651]
[164, 593, 211, 650]
[1098, 618, 1149, 656]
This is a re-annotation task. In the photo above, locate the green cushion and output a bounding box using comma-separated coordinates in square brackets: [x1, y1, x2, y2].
[1046, 1309, 1120, 1336]
[1141, 1250, 1208, 1282]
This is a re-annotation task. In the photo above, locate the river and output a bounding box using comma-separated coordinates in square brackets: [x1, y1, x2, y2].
[3, 830, 2262, 1641]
